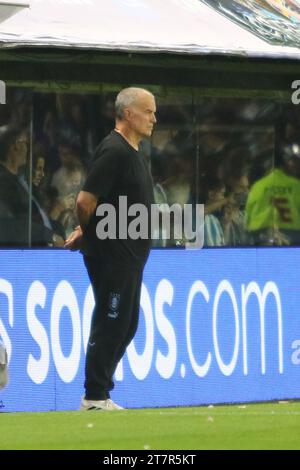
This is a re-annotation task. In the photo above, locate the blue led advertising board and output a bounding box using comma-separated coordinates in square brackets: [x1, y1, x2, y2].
[0, 248, 300, 412]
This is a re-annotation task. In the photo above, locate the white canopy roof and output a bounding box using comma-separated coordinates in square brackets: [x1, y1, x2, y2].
[0, 0, 300, 59]
[0, 1, 29, 24]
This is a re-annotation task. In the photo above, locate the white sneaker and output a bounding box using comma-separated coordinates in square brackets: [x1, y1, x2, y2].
[0, 364, 8, 390]
[0, 342, 8, 390]
[80, 397, 124, 411]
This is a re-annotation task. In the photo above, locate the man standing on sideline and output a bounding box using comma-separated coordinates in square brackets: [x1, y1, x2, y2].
[65, 88, 157, 410]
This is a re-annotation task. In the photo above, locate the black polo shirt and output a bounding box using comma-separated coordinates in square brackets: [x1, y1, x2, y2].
[82, 130, 154, 267]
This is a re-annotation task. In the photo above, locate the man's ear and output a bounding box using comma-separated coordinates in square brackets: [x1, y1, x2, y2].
[123, 107, 131, 121]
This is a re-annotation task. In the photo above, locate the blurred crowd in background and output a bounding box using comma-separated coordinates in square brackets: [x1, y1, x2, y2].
[0, 87, 300, 248]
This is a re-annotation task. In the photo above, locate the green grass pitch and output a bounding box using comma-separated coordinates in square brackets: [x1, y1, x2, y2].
[1, 402, 300, 450]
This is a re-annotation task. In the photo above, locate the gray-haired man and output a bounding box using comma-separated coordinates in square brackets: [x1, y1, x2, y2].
[65, 88, 157, 410]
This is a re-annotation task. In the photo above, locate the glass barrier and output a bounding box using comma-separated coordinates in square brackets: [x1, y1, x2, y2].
[150, 92, 195, 247]
[1, 87, 300, 248]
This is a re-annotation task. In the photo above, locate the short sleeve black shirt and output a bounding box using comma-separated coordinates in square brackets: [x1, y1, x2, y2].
[82, 131, 154, 267]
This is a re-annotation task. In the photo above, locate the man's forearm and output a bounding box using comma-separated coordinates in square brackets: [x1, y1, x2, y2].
[76, 191, 98, 230]
[76, 205, 94, 229]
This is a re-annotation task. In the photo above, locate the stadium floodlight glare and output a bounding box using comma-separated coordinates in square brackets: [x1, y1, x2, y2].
[0, 0, 29, 24]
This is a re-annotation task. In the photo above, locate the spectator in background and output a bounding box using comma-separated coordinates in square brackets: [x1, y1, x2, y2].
[58, 209, 78, 239]
[245, 143, 300, 246]
[0, 127, 31, 245]
[32, 145, 65, 245]
[51, 138, 83, 194]
[0, 127, 56, 246]
[222, 173, 250, 246]
[18, 141, 65, 246]
[48, 181, 80, 239]
[52, 160, 84, 199]
[161, 143, 194, 207]
[51, 139, 84, 222]
[160, 142, 195, 247]
[48, 185, 76, 222]
[50, 140, 84, 238]
[57, 96, 93, 165]
[203, 176, 226, 247]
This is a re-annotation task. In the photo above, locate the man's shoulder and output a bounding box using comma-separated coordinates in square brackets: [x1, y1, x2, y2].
[97, 131, 128, 152]
[93, 132, 131, 162]
[250, 170, 277, 192]
[272, 168, 300, 188]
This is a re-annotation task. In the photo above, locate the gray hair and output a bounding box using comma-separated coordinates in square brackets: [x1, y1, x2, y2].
[115, 87, 153, 120]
